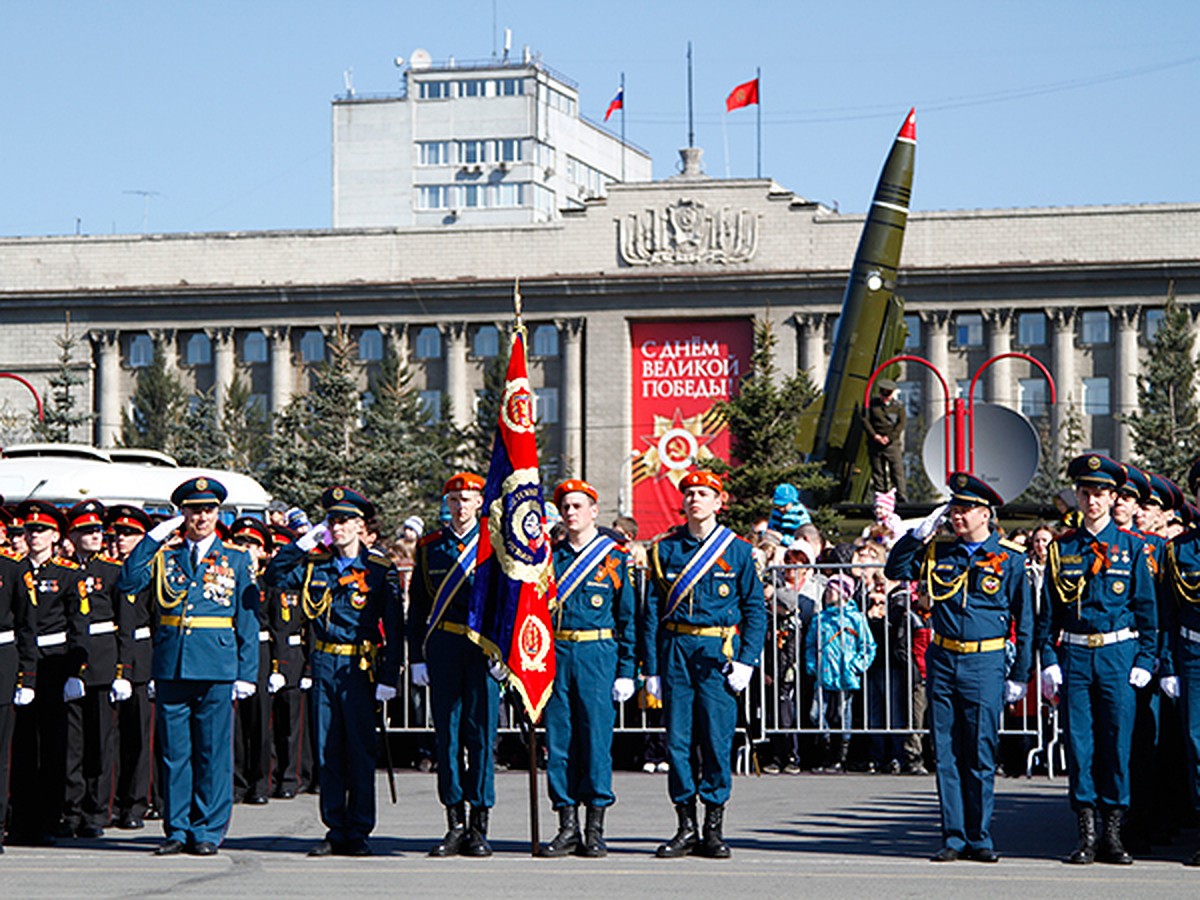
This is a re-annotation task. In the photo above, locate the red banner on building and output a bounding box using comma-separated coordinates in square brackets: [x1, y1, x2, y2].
[629, 319, 754, 539]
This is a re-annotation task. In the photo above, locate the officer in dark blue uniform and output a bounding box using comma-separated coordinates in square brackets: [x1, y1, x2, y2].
[116, 477, 260, 856]
[0, 524, 37, 854]
[108, 503, 156, 830]
[229, 517, 274, 806]
[8, 500, 87, 847]
[885, 472, 1033, 862]
[643, 471, 767, 859]
[540, 479, 637, 859]
[408, 472, 500, 858]
[1037, 454, 1156, 865]
[265, 524, 310, 799]
[61, 499, 124, 839]
[266, 486, 402, 857]
[1162, 458, 1200, 867]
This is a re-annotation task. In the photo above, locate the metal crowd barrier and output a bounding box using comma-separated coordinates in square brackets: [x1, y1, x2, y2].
[382, 560, 1062, 777]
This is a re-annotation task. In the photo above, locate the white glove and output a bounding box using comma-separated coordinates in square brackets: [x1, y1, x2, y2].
[110, 678, 133, 703]
[64, 676, 86, 701]
[267, 672, 286, 694]
[375, 683, 397, 703]
[488, 660, 510, 683]
[299, 676, 312, 691]
[1040, 664, 1063, 700]
[410, 663, 429, 687]
[644, 675, 661, 700]
[612, 677, 635, 703]
[147, 679, 156, 700]
[14, 687, 35, 706]
[1129, 667, 1152, 689]
[296, 522, 330, 552]
[912, 503, 950, 542]
[1160, 674, 1181, 699]
[149, 514, 186, 543]
[725, 660, 754, 693]
[232, 680, 257, 701]
[1004, 680, 1027, 703]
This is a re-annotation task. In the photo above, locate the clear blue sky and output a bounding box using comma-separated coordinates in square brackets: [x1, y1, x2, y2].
[2, 1, 1197, 237]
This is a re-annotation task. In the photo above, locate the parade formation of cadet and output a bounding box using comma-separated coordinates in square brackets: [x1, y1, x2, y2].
[642, 471, 766, 859]
[885, 472, 1033, 862]
[540, 479, 637, 858]
[116, 477, 261, 856]
[407, 472, 500, 858]
[0, 508, 37, 854]
[8, 500, 86, 847]
[1037, 455, 1157, 865]
[265, 486, 402, 857]
[61, 500, 124, 839]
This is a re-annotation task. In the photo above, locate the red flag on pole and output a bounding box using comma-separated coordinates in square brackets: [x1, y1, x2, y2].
[726, 77, 759, 112]
[466, 325, 557, 722]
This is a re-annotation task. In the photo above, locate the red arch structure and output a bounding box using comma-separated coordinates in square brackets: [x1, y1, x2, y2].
[0, 372, 45, 422]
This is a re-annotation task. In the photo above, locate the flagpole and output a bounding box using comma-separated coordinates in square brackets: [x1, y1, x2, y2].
[527, 711, 540, 856]
[756, 66, 762, 179]
[686, 41, 694, 148]
[513, 277, 525, 338]
[620, 71, 626, 182]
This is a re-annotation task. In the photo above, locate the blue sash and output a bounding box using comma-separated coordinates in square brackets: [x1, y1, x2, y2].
[551, 534, 618, 612]
[423, 531, 479, 647]
[662, 525, 738, 620]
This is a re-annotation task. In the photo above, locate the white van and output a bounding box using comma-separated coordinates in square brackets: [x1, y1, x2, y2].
[0, 443, 271, 522]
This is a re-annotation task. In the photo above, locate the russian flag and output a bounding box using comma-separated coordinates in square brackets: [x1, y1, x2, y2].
[604, 86, 623, 122]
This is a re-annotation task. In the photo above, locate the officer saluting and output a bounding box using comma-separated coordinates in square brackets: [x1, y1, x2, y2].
[643, 471, 767, 859]
[265, 487, 402, 857]
[1037, 454, 1156, 865]
[885, 472, 1033, 862]
[0, 516, 37, 854]
[116, 477, 260, 856]
[540, 479, 637, 858]
[408, 472, 498, 858]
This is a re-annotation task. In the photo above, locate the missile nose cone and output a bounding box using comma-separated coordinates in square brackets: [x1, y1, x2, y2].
[898, 108, 916, 141]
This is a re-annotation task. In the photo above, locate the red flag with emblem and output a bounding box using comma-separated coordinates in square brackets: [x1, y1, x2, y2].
[466, 328, 557, 722]
[726, 77, 759, 112]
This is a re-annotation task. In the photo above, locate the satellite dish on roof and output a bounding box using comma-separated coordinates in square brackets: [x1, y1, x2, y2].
[410, 48, 432, 70]
[921, 402, 1041, 505]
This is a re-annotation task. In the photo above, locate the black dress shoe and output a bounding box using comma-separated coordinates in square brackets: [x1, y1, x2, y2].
[966, 847, 1000, 863]
[273, 789, 296, 800]
[930, 846, 960, 862]
[308, 840, 335, 857]
[145, 808, 162, 821]
[154, 839, 185, 856]
[245, 794, 269, 806]
[117, 816, 145, 830]
[77, 824, 105, 839]
[338, 839, 372, 857]
[191, 841, 219, 856]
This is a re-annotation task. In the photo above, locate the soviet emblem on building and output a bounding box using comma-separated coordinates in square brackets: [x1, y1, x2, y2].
[617, 199, 759, 266]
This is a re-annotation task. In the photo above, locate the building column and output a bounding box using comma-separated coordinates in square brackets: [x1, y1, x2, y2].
[921, 310, 951, 415]
[445, 322, 470, 429]
[267, 326, 293, 416]
[1051, 309, 1077, 461]
[90, 330, 122, 448]
[796, 313, 827, 385]
[151, 328, 178, 374]
[210, 327, 235, 418]
[380, 323, 409, 370]
[560, 318, 584, 478]
[1113, 306, 1139, 460]
[983, 309, 1013, 407]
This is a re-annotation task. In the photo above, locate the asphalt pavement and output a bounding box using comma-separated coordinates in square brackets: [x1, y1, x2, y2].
[3, 770, 1197, 898]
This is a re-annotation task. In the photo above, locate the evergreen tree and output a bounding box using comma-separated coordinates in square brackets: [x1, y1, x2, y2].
[222, 375, 271, 477]
[1016, 399, 1083, 508]
[120, 347, 187, 453]
[1125, 284, 1200, 483]
[174, 389, 227, 468]
[264, 322, 361, 511]
[356, 348, 463, 532]
[709, 317, 837, 536]
[32, 312, 93, 443]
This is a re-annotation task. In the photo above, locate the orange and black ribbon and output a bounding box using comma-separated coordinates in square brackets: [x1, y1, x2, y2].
[1089, 541, 1111, 576]
[977, 551, 1009, 575]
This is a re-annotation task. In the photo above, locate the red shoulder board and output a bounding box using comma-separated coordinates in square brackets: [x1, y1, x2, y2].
[52, 556, 81, 570]
[418, 531, 441, 548]
[733, 534, 754, 548]
[0, 547, 21, 560]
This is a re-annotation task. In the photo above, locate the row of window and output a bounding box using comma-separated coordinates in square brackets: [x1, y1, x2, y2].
[418, 386, 559, 424]
[895, 376, 1112, 418]
[418, 138, 527, 166]
[564, 155, 609, 197]
[901, 309, 1164, 350]
[418, 182, 528, 210]
[416, 77, 528, 100]
[125, 324, 563, 368]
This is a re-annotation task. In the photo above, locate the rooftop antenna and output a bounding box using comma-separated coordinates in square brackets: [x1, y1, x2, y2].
[686, 41, 694, 148]
[342, 68, 355, 98]
[503, 27, 512, 62]
[123, 189, 161, 234]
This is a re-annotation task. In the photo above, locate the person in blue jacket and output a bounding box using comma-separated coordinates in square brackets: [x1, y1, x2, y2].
[265, 486, 402, 857]
[116, 477, 260, 857]
[540, 478, 637, 858]
[885, 472, 1032, 863]
[1036, 454, 1156, 866]
[642, 470, 767, 860]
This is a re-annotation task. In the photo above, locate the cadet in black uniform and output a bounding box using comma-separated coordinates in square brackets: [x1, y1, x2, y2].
[0, 532, 37, 854]
[266, 524, 309, 799]
[230, 517, 274, 806]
